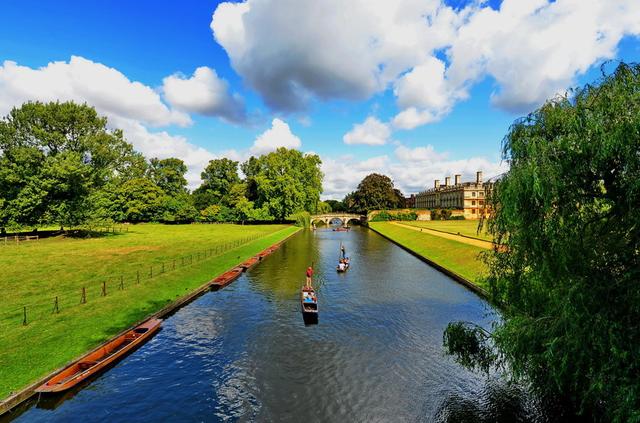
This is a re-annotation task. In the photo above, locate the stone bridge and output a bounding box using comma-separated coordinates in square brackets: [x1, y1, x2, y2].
[310, 213, 366, 227]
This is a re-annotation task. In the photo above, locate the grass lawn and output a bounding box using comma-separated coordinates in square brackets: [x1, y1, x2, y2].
[0, 223, 298, 400]
[400, 219, 493, 241]
[369, 222, 488, 289]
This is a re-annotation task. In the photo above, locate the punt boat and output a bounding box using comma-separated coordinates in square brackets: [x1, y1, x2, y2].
[35, 319, 162, 393]
[301, 286, 318, 316]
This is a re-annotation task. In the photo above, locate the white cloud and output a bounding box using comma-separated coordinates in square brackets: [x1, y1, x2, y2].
[0, 56, 191, 127]
[394, 144, 448, 162]
[321, 144, 508, 199]
[446, 0, 640, 112]
[212, 0, 640, 126]
[250, 118, 302, 154]
[211, 0, 456, 111]
[162, 66, 246, 124]
[0, 57, 233, 190]
[343, 116, 391, 145]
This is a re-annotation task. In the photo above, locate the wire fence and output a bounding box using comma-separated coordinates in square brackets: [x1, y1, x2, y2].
[0, 233, 266, 336]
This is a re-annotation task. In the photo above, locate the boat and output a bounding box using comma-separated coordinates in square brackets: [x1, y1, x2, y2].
[240, 256, 259, 271]
[210, 267, 243, 289]
[333, 227, 350, 232]
[300, 286, 318, 316]
[35, 319, 162, 393]
[336, 262, 350, 273]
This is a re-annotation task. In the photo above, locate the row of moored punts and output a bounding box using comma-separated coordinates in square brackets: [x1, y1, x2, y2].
[35, 242, 286, 394]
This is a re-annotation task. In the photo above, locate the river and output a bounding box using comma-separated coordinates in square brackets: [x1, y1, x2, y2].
[11, 226, 543, 422]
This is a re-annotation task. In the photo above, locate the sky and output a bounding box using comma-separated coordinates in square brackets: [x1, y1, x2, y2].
[0, 0, 639, 199]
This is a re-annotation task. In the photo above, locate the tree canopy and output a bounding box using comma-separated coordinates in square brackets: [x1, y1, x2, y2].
[344, 173, 404, 213]
[444, 63, 640, 422]
[0, 101, 140, 228]
[242, 148, 323, 220]
[0, 102, 324, 229]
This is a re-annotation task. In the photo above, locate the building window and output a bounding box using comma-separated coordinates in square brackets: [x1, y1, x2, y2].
[472, 209, 476, 214]
[472, 200, 476, 206]
[472, 191, 476, 197]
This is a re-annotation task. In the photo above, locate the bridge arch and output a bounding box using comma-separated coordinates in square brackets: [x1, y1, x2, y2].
[310, 213, 366, 228]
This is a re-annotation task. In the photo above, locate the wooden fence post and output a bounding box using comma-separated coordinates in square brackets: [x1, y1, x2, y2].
[22, 306, 27, 325]
[150, 266, 153, 278]
[137, 270, 140, 284]
[120, 275, 124, 290]
[81, 287, 86, 304]
[102, 281, 107, 296]
[53, 296, 59, 314]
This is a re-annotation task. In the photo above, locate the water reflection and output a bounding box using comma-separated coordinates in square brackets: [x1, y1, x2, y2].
[10, 226, 549, 422]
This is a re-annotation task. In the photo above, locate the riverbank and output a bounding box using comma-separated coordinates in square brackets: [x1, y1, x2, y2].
[368, 222, 488, 294]
[0, 224, 299, 404]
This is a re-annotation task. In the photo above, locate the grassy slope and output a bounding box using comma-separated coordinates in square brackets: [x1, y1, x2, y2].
[400, 219, 493, 241]
[0, 223, 298, 400]
[369, 222, 488, 288]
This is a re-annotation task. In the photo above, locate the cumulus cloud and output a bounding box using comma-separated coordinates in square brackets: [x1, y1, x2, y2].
[211, 0, 456, 111]
[394, 144, 448, 162]
[343, 116, 391, 145]
[162, 66, 246, 124]
[0, 56, 234, 190]
[0, 56, 191, 127]
[250, 118, 302, 154]
[321, 145, 507, 199]
[446, 0, 640, 113]
[212, 0, 640, 127]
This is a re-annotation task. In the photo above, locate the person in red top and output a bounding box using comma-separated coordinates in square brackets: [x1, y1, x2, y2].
[305, 266, 313, 287]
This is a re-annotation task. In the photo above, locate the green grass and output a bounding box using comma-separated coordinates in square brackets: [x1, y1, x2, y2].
[369, 222, 488, 289]
[0, 223, 299, 400]
[400, 219, 493, 241]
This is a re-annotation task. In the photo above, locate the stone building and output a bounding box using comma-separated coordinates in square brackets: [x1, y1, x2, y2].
[415, 171, 491, 219]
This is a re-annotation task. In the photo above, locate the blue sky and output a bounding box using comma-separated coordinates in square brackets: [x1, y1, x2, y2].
[1, 0, 639, 198]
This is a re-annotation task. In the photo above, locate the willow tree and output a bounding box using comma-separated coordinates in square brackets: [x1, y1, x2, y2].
[444, 63, 640, 421]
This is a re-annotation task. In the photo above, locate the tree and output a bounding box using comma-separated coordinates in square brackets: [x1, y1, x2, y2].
[0, 101, 140, 229]
[241, 148, 323, 221]
[193, 158, 240, 210]
[444, 63, 640, 421]
[147, 158, 188, 196]
[316, 201, 332, 214]
[345, 173, 402, 213]
[113, 178, 166, 222]
[325, 199, 346, 212]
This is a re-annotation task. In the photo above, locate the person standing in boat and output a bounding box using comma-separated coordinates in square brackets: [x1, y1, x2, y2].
[341, 244, 346, 259]
[306, 266, 314, 287]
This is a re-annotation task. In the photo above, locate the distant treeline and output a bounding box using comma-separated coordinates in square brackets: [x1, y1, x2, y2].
[0, 102, 324, 231]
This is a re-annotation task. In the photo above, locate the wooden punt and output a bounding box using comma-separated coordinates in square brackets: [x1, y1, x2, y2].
[240, 256, 259, 271]
[336, 263, 350, 273]
[211, 267, 243, 288]
[300, 286, 318, 316]
[333, 227, 350, 232]
[35, 319, 162, 393]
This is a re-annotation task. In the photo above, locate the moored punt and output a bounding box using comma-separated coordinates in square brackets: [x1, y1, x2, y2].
[210, 267, 243, 288]
[300, 286, 318, 316]
[333, 227, 350, 232]
[35, 319, 162, 393]
[240, 256, 259, 271]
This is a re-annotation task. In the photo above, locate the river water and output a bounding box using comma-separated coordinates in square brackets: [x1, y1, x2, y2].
[12, 226, 543, 422]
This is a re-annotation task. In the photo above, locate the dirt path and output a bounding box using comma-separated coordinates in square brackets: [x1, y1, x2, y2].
[390, 221, 495, 250]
